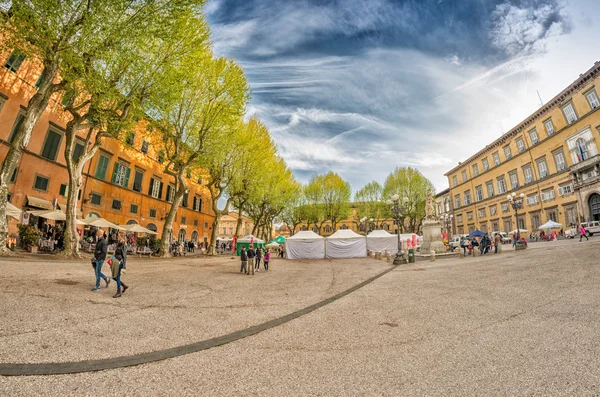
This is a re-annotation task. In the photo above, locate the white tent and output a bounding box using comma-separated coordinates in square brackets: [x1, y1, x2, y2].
[237, 235, 264, 244]
[285, 231, 325, 260]
[367, 230, 398, 254]
[539, 220, 562, 229]
[325, 229, 367, 259]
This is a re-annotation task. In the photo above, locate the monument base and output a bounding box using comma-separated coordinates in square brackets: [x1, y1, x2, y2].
[420, 219, 446, 254]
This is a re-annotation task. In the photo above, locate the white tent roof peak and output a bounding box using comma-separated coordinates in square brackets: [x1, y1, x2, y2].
[287, 231, 324, 240]
[237, 234, 264, 243]
[327, 229, 363, 239]
[539, 220, 562, 229]
[367, 230, 394, 238]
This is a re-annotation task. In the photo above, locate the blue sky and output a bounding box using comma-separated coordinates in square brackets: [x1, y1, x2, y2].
[206, 0, 600, 193]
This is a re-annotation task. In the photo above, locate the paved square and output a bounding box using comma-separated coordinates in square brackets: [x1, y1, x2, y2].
[1, 239, 600, 395]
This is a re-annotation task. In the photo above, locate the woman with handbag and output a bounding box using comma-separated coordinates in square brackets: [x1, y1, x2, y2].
[112, 236, 129, 298]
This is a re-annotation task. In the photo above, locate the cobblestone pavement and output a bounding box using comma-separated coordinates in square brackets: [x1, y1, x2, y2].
[1, 238, 600, 395]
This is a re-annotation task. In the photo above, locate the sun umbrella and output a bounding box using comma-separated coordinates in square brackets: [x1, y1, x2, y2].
[86, 218, 125, 230]
[27, 209, 87, 224]
[538, 220, 562, 230]
[266, 241, 280, 248]
[121, 224, 158, 235]
[468, 230, 486, 237]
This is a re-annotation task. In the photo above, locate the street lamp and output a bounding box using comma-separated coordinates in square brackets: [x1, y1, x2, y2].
[360, 217, 375, 235]
[507, 192, 525, 245]
[386, 194, 409, 265]
[440, 213, 453, 237]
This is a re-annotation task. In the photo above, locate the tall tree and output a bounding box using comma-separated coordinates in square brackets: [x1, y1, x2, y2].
[354, 181, 390, 229]
[0, 0, 186, 251]
[277, 184, 306, 236]
[382, 167, 434, 234]
[321, 172, 351, 231]
[60, 4, 210, 257]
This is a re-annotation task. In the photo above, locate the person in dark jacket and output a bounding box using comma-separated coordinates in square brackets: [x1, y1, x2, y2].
[240, 246, 248, 273]
[92, 231, 110, 291]
[112, 236, 129, 298]
[247, 246, 256, 275]
[254, 246, 262, 272]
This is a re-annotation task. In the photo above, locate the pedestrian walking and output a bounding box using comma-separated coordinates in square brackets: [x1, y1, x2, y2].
[247, 245, 256, 275]
[494, 233, 502, 254]
[579, 225, 589, 241]
[112, 236, 129, 298]
[264, 248, 270, 271]
[255, 246, 262, 272]
[512, 232, 518, 248]
[92, 231, 110, 291]
[240, 246, 248, 273]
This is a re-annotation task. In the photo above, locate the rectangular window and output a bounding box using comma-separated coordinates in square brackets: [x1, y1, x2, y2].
[482, 158, 489, 171]
[518, 218, 526, 230]
[504, 145, 512, 160]
[461, 170, 467, 183]
[541, 189, 555, 201]
[193, 196, 202, 212]
[194, 219, 199, 227]
[536, 157, 548, 178]
[456, 214, 463, 223]
[452, 176, 458, 187]
[112, 199, 122, 210]
[562, 103, 578, 124]
[467, 212, 473, 221]
[531, 214, 540, 230]
[112, 162, 131, 188]
[472, 164, 479, 177]
[130, 203, 138, 214]
[528, 128, 539, 145]
[167, 185, 175, 203]
[497, 177, 507, 194]
[464, 190, 471, 205]
[95, 154, 109, 180]
[157, 151, 165, 163]
[509, 171, 519, 190]
[141, 140, 149, 154]
[133, 170, 144, 192]
[547, 209, 558, 223]
[523, 165, 534, 184]
[585, 89, 600, 109]
[454, 195, 461, 209]
[478, 208, 486, 218]
[493, 152, 500, 166]
[90, 193, 102, 205]
[4, 50, 25, 72]
[34, 175, 49, 191]
[149, 208, 157, 218]
[72, 141, 85, 163]
[8, 113, 25, 143]
[182, 192, 189, 208]
[125, 131, 135, 146]
[41, 129, 62, 161]
[552, 149, 566, 172]
[181, 216, 187, 225]
[565, 206, 577, 226]
[526, 194, 539, 206]
[558, 183, 574, 196]
[504, 218, 512, 232]
[204, 222, 209, 228]
[486, 181, 494, 197]
[475, 185, 483, 202]
[490, 206, 497, 215]
[59, 183, 68, 197]
[148, 178, 163, 199]
[516, 138, 525, 153]
[544, 119, 555, 136]
[502, 203, 509, 213]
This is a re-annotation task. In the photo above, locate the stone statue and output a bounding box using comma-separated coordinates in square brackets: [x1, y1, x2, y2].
[425, 190, 435, 220]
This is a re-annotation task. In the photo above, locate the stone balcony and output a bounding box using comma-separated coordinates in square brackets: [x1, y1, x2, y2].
[571, 154, 600, 187]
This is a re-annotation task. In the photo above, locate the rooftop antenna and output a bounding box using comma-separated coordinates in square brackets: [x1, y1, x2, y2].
[536, 90, 544, 106]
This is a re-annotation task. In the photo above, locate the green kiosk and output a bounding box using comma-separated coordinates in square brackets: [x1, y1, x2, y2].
[235, 235, 265, 256]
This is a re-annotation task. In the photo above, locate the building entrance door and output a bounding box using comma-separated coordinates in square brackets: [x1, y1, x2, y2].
[589, 194, 600, 221]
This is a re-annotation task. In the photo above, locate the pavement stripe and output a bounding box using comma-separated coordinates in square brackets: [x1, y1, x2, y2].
[0, 265, 397, 376]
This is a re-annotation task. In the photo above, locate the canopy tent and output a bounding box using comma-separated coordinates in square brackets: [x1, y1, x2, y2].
[285, 230, 325, 260]
[468, 230, 486, 237]
[266, 241, 280, 249]
[85, 218, 125, 230]
[366, 229, 398, 254]
[539, 220, 562, 230]
[325, 229, 367, 259]
[273, 235, 285, 244]
[6, 202, 21, 220]
[235, 234, 265, 255]
[120, 223, 158, 235]
[509, 229, 528, 234]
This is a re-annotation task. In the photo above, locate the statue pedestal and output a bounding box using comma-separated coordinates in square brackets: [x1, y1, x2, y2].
[420, 219, 446, 254]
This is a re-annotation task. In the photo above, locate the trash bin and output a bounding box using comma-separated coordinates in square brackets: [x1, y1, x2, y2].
[408, 249, 415, 263]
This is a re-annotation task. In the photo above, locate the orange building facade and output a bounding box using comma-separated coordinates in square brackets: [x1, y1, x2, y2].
[0, 49, 215, 243]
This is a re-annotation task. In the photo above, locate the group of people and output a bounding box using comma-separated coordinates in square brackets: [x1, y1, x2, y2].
[92, 230, 129, 298]
[239, 246, 271, 274]
[459, 233, 504, 256]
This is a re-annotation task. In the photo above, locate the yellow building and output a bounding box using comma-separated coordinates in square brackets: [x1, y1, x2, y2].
[445, 61, 600, 236]
[217, 212, 254, 238]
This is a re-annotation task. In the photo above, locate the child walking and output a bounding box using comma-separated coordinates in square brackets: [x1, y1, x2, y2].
[264, 248, 270, 271]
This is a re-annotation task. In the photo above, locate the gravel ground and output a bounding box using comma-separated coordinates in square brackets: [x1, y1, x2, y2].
[2, 238, 600, 396]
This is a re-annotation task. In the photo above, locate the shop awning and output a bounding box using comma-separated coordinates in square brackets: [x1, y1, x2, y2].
[26, 196, 53, 210]
[6, 202, 21, 220]
[58, 203, 82, 217]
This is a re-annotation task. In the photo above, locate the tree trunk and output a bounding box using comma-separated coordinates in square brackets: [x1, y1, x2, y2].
[208, 198, 222, 256]
[63, 171, 83, 257]
[0, 63, 59, 252]
[159, 170, 187, 257]
[234, 202, 244, 237]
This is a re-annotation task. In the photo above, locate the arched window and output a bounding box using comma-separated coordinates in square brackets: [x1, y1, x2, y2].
[191, 230, 199, 242]
[444, 198, 450, 212]
[301, 225, 307, 231]
[178, 229, 186, 243]
[312, 225, 319, 233]
[383, 222, 389, 231]
[590, 194, 600, 222]
[341, 224, 348, 230]
[126, 219, 138, 225]
[146, 223, 157, 232]
[325, 225, 331, 233]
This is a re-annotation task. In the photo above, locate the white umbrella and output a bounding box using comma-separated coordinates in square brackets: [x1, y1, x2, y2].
[266, 241, 280, 248]
[27, 209, 86, 224]
[86, 218, 125, 230]
[538, 220, 562, 230]
[509, 229, 528, 234]
[121, 224, 158, 235]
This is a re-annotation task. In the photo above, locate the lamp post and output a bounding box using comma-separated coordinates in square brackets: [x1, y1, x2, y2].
[360, 217, 375, 235]
[507, 192, 525, 245]
[440, 213, 453, 238]
[386, 194, 409, 265]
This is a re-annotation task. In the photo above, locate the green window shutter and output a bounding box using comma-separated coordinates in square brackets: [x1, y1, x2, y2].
[111, 163, 120, 184]
[124, 166, 131, 188]
[158, 182, 163, 199]
[95, 155, 108, 179]
[148, 178, 155, 196]
[166, 185, 172, 202]
[9, 114, 24, 143]
[73, 142, 84, 162]
[41, 130, 61, 161]
[59, 184, 67, 196]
